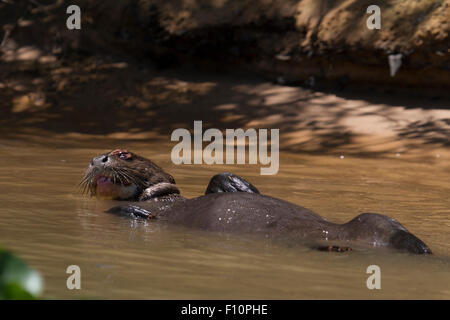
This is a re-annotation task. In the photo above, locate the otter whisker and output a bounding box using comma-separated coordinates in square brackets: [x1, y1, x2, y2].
[121, 170, 143, 186]
[112, 168, 125, 185]
[79, 181, 91, 196]
[79, 172, 95, 195]
[79, 172, 93, 186]
[117, 171, 132, 185]
[115, 168, 137, 184]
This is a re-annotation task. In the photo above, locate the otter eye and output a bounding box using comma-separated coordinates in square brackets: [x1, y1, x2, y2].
[111, 149, 132, 160]
[118, 152, 132, 160]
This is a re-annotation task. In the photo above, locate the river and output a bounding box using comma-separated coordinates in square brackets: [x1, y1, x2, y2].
[0, 138, 448, 299]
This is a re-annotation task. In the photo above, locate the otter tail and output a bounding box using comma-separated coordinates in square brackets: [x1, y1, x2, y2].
[344, 213, 432, 254]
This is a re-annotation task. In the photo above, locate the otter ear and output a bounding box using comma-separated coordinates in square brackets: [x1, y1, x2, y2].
[139, 183, 180, 201]
[205, 172, 260, 194]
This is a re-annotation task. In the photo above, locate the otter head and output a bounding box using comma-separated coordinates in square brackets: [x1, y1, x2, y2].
[81, 149, 179, 200]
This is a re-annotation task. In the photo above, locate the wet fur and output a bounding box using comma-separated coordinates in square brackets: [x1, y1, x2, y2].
[84, 151, 432, 254]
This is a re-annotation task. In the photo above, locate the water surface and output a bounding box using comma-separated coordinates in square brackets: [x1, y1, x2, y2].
[0, 138, 448, 299]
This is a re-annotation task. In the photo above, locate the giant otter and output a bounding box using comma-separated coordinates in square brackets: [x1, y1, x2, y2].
[81, 149, 432, 254]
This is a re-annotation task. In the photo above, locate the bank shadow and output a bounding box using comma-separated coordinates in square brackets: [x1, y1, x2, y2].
[1, 51, 449, 156]
[0, 0, 448, 155]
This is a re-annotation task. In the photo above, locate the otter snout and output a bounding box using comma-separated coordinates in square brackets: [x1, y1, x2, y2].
[91, 154, 109, 167]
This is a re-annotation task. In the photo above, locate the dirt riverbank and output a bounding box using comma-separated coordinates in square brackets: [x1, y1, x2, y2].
[0, 0, 449, 159]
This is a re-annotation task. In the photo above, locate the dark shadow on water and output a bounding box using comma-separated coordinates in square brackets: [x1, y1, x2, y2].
[1, 54, 449, 156]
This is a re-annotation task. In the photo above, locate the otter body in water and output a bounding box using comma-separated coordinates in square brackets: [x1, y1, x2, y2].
[82, 149, 432, 254]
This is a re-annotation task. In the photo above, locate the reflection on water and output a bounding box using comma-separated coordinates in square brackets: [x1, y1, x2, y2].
[0, 139, 448, 299]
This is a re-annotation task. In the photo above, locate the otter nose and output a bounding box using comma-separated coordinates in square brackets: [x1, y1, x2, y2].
[91, 155, 109, 167]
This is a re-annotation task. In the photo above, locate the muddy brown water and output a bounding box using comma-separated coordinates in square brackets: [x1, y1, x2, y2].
[0, 138, 448, 299]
